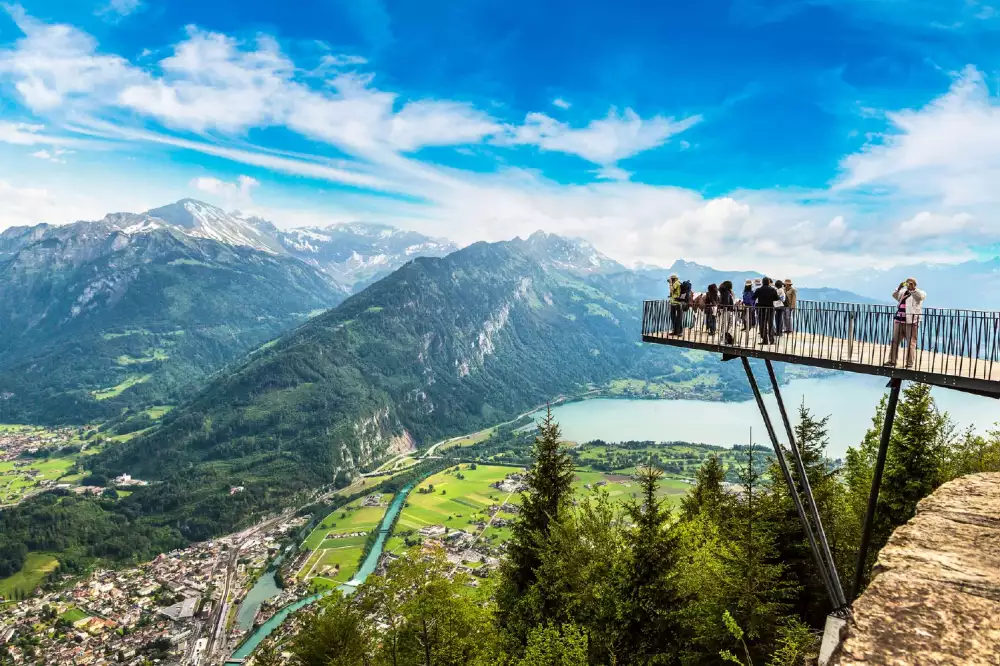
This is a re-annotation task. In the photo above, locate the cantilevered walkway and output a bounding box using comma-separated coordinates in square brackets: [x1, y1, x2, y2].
[641, 298, 1000, 617]
[641, 300, 1000, 397]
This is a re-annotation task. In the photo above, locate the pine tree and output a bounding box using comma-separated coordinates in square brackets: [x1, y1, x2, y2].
[768, 404, 848, 625]
[617, 463, 687, 665]
[719, 446, 794, 661]
[874, 384, 946, 557]
[498, 407, 576, 641]
[290, 591, 374, 666]
[681, 454, 728, 523]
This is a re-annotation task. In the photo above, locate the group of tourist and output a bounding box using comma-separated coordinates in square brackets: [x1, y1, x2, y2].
[666, 275, 797, 346]
[664, 274, 928, 368]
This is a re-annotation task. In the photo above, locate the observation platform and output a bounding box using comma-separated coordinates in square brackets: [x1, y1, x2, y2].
[641, 300, 1000, 398]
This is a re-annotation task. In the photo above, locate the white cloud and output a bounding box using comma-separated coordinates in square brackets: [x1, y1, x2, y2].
[898, 211, 978, 239]
[0, 5, 140, 111]
[318, 54, 368, 69]
[839, 66, 1000, 207]
[502, 108, 701, 176]
[594, 165, 631, 181]
[29, 148, 70, 162]
[552, 97, 571, 110]
[388, 100, 500, 152]
[2, 8, 996, 275]
[191, 174, 259, 208]
[98, 0, 143, 19]
[0, 122, 46, 145]
[119, 28, 292, 132]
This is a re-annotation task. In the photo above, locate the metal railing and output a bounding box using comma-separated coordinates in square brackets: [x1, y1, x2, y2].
[641, 300, 1000, 383]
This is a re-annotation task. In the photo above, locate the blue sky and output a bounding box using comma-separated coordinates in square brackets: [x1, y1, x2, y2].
[2, 0, 1000, 274]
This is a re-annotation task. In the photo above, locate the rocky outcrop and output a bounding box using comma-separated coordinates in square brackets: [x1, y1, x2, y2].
[832, 472, 1000, 665]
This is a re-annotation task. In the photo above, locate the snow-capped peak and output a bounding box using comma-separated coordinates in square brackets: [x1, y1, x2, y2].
[144, 199, 282, 254]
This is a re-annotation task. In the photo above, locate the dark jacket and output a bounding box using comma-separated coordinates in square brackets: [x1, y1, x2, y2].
[720, 289, 735, 307]
[754, 285, 781, 308]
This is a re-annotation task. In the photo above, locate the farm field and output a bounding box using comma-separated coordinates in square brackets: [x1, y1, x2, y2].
[334, 474, 394, 497]
[572, 470, 692, 506]
[0, 553, 59, 600]
[1, 456, 80, 505]
[91, 374, 152, 400]
[388, 465, 524, 553]
[297, 494, 393, 587]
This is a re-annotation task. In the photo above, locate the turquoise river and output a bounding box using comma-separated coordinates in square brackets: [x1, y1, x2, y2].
[228, 481, 416, 662]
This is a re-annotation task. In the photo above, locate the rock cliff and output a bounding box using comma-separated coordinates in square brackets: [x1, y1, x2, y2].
[832, 472, 1000, 665]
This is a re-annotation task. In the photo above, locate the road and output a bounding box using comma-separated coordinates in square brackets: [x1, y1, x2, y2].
[421, 394, 574, 460]
[202, 510, 293, 664]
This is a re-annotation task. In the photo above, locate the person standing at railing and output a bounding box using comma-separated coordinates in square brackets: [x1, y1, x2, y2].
[705, 283, 720, 335]
[719, 280, 736, 344]
[741, 280, 755, 330]
[783, 279, 797, 333]
[774, 281, 787, 339]
[884, 277, 926, 368]
[754, 277, 781, 346]
[668, 274, 683, 336]
[680, 280, 695, 330]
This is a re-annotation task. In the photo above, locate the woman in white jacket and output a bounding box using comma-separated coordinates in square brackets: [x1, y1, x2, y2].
[884, 277, 926, 368]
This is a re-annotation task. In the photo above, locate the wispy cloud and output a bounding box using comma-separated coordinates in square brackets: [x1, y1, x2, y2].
[96, 0, 143, 20]
[500, 109, 701, 180]
[191, 174, 259, 209]
[29, 148, 71, 163]
[552, 97, 571, 110]
[0, 5, 995, 275]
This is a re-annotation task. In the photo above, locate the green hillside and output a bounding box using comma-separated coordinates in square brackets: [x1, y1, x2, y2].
[0, 227, 342, 423]
[89, 238, 751, 535]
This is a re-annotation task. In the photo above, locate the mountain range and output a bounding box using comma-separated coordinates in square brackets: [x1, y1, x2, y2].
[89, 232, 761, 535]
[816, 258, 1000, 310]
[7, 195, 1000, 541]
[0, 200, 453, 423]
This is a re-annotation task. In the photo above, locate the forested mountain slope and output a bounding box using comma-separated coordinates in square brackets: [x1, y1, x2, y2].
[91, 236, 753, 515]
[0, 215, 342, 423]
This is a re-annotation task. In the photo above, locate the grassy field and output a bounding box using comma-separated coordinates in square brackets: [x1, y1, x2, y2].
[116, 349, 169, 366]
[333, 475, 394, 497]
[606, 374, 720, 398]
[60, 607, 91, 624]
[0, 553, 59, 599]
[142, 405, 174, 420]
[0, 456, 78, 505]
[91, 374, 151, 400]
[384, 462, 694, 558]
[387, 465, 523, 553]
[439, 427, 497, 453]
[298, 494, 393, 585]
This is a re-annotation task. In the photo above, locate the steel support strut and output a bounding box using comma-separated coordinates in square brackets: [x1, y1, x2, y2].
[851, 377, 903, 600]
[764, 360, 848, 609]
[741, 358, 840, 610]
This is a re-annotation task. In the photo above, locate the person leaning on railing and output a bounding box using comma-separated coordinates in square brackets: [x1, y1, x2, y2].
[668, 273, 683, 336]
[884, 277, 926, 369]
[783, 279, 797, 333]
[754, 277, 781, 346]
[719, 280, 736, 344]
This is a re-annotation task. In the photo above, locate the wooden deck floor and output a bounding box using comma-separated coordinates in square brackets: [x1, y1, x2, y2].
[644, 323, 1000, 393]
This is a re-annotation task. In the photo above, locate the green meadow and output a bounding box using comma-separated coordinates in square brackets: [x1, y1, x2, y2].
[298, 494, 393, 585]
[0, 553, 59, 600]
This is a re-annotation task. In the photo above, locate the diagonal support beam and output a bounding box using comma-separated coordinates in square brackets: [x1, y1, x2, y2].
[765, 360, 848, 609]
[741, 357, 840, 610]
[851, 377, 903, 600]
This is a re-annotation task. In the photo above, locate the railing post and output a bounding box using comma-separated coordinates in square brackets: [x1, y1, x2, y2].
[847, 311, 855, 360]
